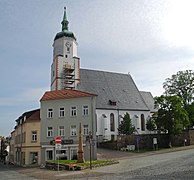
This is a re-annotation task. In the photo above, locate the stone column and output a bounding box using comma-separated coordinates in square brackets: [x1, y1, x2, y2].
[77, 123, 85, 163]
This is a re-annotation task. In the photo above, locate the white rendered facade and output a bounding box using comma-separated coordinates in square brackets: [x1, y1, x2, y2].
[96, 109, 150, 142]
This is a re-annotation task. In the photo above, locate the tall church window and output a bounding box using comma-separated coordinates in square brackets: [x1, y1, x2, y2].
[110, 113, 115, 132]
[141, 114, 145, 131]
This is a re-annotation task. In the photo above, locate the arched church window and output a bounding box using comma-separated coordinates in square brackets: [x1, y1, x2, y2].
[110, 113, 115, 132]
[141, 114, 145, 131]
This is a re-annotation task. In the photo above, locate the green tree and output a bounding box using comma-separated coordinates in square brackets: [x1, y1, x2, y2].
[146, 117, 156, 132]
[185, 102, 194, 127]
[118, 113, 136, 135]
[154, 95, 189, 145]
[163, 70, 194, 108]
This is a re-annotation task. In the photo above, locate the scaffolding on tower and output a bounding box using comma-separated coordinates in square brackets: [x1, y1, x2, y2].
[62, 63, 75, 89]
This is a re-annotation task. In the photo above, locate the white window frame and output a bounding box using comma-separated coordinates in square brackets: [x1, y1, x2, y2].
[59, 107, 65, 117]
[31, 131, 37, 141]
[82, 105, 89, 116]
[58, 126, 65, 137]
[70, 125, 77, 136]
[83, 125, 89, 135]
[70, 106, 77, 117]
[47, 108, 53, 118]
[47, 127, 53, 137]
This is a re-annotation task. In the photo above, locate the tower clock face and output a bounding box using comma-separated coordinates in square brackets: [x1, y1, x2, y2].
[65, 42, 71, 48]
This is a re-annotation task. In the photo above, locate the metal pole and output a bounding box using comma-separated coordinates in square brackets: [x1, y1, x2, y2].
[137, 137, 139, 152]
[58, 154, 59, 172]
[89, 131, 92, 170]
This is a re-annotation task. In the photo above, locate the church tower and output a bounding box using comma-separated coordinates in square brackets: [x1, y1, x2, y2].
[51, 7, 80, 91]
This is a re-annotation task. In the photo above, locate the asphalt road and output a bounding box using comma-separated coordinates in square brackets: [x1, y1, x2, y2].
[0, 163, 36, 180]
[0, 147, 194, 179]
[89, 148, 194, 180]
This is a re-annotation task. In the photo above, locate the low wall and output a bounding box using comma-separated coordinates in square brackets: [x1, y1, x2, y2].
[99, 130, 194, 150]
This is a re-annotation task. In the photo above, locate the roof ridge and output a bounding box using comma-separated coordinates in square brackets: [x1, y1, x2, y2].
[80, 68, 131, 76]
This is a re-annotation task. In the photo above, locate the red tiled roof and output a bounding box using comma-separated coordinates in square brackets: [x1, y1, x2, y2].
[40, 89, 97, 101]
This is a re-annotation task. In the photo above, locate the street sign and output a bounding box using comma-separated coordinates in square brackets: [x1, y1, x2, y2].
[92, 140, 95, 146]
[55, 136, 61, 144]
[55, 144, 61, 150]
[153, 138, 157, 145]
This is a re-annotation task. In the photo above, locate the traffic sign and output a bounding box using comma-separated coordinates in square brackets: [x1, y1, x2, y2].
[55, 144, 62, 150]
[55, 136, 61, 144]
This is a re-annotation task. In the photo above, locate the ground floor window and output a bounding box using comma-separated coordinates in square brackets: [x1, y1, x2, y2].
[46, 150, 53, 161]
[22, 152, 25, 165]
[29, 152, 38, 165]
[70, 148, 78, 160]
[111, 135, 115, 141]
[56, 149, 68, 160]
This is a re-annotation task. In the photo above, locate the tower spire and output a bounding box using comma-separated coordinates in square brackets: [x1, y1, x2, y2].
[61, 7, 69, 31]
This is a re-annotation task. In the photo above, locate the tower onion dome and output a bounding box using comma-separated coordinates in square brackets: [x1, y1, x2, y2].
[54, 7, 76, 41]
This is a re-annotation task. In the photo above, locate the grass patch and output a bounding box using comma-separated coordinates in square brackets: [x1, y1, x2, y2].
[48, 159, 115, 168]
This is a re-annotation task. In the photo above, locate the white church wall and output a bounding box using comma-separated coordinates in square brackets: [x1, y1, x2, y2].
[96, 109, 151, 142]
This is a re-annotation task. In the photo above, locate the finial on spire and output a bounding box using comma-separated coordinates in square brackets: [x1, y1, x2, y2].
[61, 7, 69, 31]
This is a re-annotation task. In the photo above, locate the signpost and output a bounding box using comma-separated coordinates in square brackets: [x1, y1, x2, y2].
[55, 136, 61, 172]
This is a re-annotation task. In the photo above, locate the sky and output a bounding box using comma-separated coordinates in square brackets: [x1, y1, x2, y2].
[0, 0, 194, 136]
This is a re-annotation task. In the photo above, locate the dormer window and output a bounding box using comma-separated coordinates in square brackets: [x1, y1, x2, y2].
[109, 100, 116, 106]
